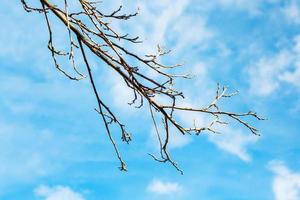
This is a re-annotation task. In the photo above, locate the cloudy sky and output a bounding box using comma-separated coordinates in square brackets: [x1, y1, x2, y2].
[1, 0, 300, 199]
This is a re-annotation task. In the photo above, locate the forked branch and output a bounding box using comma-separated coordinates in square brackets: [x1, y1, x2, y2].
[21, 0, 265, 174]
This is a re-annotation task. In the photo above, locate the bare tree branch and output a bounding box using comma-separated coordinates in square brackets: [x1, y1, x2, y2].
[21, 0, 265, 173]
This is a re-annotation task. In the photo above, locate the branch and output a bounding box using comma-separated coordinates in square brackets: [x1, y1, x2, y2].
[22, 0, 265, 174]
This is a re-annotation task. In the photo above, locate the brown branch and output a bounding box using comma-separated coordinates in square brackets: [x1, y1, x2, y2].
[22, 0, 265, 174]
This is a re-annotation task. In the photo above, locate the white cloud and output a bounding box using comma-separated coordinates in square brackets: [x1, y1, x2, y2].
[269, 161, 300, 200]
[108, 71, 135, 112]
[283, 1, 300, 24]
[208, 127, 258, 162]
[170, 15, 214, 52]
[248, 50, 293, 96]
[248, 34, 300, 96]
[132, 0, 190, 54]
[0, 117, 110, 191]
[121, 0, 215, 63]
[147, 179, 182, 195]
[0, 2, 43, 61]
[35, 185, 85, 200]
[0, 122, 53, 181]
[279, 35, 300, 88]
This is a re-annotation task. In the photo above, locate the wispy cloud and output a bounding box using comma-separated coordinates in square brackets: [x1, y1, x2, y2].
[107, 71, 135, 113]
[169, 14, 214, 53]
[283, 1, 300, 24]
[129, 0, 190, 54]
[35, 185, 85, 200]
[147, 179, 183, 195]
[248, 50, 293, 96]
[0, 118, 110, 190]
[209, 127, 258, 162]
[0, 122, 52, 182]
[116, 0, 215, 61]
[248, 34, 300, 96]
[268, 161, 300, 200]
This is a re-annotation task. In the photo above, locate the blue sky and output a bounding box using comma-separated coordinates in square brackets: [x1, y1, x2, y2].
[1, 0, 300, 199]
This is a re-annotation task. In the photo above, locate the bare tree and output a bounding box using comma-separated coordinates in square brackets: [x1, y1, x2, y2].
[21, 0, 264, 174]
